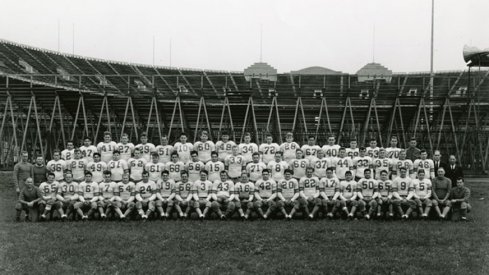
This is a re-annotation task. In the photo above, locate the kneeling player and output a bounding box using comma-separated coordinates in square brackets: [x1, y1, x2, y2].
[135, 171, 156, 220]
[356, 169, 378, 220]
[407, 169, 432, 218]
[74, 171, 100, 220]
[15, 178, 42, 222]
[155, 170, 176, 219]
[113, 173, 136, 220]
[338, 171, 359, 219]
[39, 172, 66, 221]
[57, 172, 79, 220]
[190, 170, 213, 220]
[211, 171, 236, 219]
[276, 169, 300, 220]
[234, 172, 255, 220]
[298, 167, 320, 219]
[253, 169, 278, 219]
[390, 167, 412, 219]
[316, 168, 341, 219]
[98, 171, 117, 219]
[376, 170, 393, 218]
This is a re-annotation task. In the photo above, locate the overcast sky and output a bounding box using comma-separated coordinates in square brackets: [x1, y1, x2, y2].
[1, 0, 488, 73]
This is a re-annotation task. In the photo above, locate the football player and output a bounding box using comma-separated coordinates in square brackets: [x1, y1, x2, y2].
[225, 145, 246, 182]
[216, 131, 236, 162]
[135, 133, 156, 162]
[246, 152, 267, 182]
[66, 148, 87, 183]
[298, 167, 320, 219]
[390, 167, 413, 219]
[206, 151, 226, 182]
[174, 133, 193, 164]
[385, 136, 401, 160]
[356, 169, 378, 220]
[322, 135, 340, 158]
[154, 170, 176, 219]
[155, 135, 173, 164]
[61, 140, 75, 161]
[318, 168, 341, 218]
[211, 171, 236, 220]
[127, 148, 147, 182]
[267, 151, 288, 182]
[301, 135, 321, 161]
[39, 172, 66, 221]
[391, 150, 414, 179]
[86, 153, 107, 183]
[74, 171, 99, 220]
[134, 171, 156, 220]
[413, 150, 435, 180]
[376, 170, 393, 218]
[116, 133, 135, 162]
[108, 150, 129, 182]
[373, 148, 391, 180]
[407, 169, 432, 218]
[187, 151, 205, 183]
[98, 171, 117, 219]
[311, 149, 329, 179]
[276, 169, 300, 220]
[353, 147, 373, 181]
[346, 139, 359, 159]
[259, 133, 280, 164]
[47, 150, 66, 182]
[280, 132, 300, 162]
[190, 170, 213, 220]
[57, 172, 79, 220]
[144, 152, 165, 182]
[239, 132, 259, 164]
[234, 172, 255, 220]
[174, 171, 193, 219]
[366, 138, 380, 159]
[194, 131, 215, 163]
[113, 173, 136, 221]
[253, 169, 277, 219]
[331, 148, 355, 180]
[80, 137, 98, 163]
[165, 152, 186, 182]
[288, 149, 309, 180]
[338, 171, 358, 219]
[97, 131, 117, 163]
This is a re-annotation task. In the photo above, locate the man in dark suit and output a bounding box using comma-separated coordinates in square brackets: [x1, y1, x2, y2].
[445, 155, 464, 187]
[433, 150, 448, 178]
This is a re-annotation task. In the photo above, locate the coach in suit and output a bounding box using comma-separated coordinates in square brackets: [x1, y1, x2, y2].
[445, 155, 464, 187]
[433, 150, 448, 177]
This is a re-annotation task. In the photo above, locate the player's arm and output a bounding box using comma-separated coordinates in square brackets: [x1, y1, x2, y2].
[91, 186, 100, 202]
[406, 184, 415, 200]
[442, 184, 451, 202]
[111, 186, 121, 202]
[371, 184, 380, 199]
[254, 188, 263, 201]
[356, 186, 364, 200]
[332, 185, 340, 201]
[147, 185, 157, 201]
[78, 188, 86, 202]
[338, 187, 347, 201]
[135, 186, 143, 202]
[424, 182, 432, 199]
[167, 183, 176, 201]
[290, 184, 300, 202]
[390, 184, 402, 200]
[248, 184, 255, 202]
[56, 188, 66, 202]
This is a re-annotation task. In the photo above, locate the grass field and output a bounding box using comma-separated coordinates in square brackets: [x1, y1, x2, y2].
[1, 172, 488, 274]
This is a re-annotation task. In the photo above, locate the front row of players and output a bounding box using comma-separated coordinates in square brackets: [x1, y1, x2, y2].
[16, 164, 470, 222]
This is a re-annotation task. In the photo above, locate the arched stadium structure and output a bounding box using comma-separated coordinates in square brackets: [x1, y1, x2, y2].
[0, 39, 488, 173]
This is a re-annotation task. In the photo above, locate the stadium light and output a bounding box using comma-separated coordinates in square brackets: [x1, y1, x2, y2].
[313, 89, 323, 98]
[268, 88, 277, 97]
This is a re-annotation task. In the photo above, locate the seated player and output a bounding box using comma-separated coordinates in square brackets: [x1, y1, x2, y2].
[113, 173, 136, 221]
[301, 135, 321, 161]
[155, 135, 173, 164]
[135, 133, 156, 162]
[135, 171, 157, 221]
[98, 171, 117, 219]
[174, 133, 193, 164]
[66, 149, 87, 183]
[47, 150, 66, 182]
[155, 170, 176, 219]
[74, 171, 100, 220]
[57, 172, 79, 220]
[145, 152, 165, 182]
[61, 140, 75, 161]
[288, 149, 309, 180]
[450, 178, 471, 221]
[407, 169, 432, 218]
[317, 168, 341, 219]
[187, 151, 205, 183]
[108, 150, 129, 182]
[298, 167, 320, 219]
[234, 172, 255, 220]
[276, 169, 300, 220]
[39, 172, 66, 221]
[356, 169, 378, 220]
[211, 171, 236, 220]
[311, 149, 329, 179]
[280, 132, 300, 162]
[376, 170, 393, 218]
[353, 147, 373, 181]
[259, 133, 280, 165]
[194, 131, 215, 163]
[246, 152, 267, 183]
[87, 153, 107, 183]
[192, 170, 214, 220]
[331, 148, 354, 180]
[80, 137, 98, 164]
[373, 148, 391, 180]
[97, 131, 117, 163]
[338, 171, 358, 219]
[322, 135, 340, 158]
[267, 151, 288, 182]
[238, 132, 259, 164]
[206, 151, 226, 182]
[127, 148, 147, 183]
[390, 167, 412, 219]
[165, 152, 186, 183]
[225, 145, 245, 182]
[15, 177, 42, 222]
[117, 133, 135, 162]
[216, 131, 236, 162]
[432, 167, 452, 219]
[345, 139, 359, 159]
[413, 150, 435, 180]
[253, 169, 277, 219]
[174, 171, 193, 219]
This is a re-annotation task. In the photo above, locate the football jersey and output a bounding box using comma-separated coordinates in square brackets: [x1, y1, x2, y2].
[346, 148, 360, 159]
[177, 180, 193, 199]
[259, 143, 280, 164]
[413, 159, 435, 179]
[320, 177, 339, 197]
[144, 162, 165, 182]
[267, 160, 289, 181]
[213, 180, 234, 198]
[174, 142, 194, 164]
[157, 179, 175, 198]
[80, 145, 97, 163]
[99, 181, 117, 199]
[234, 182, 254, 199]
[135, 143, 156, 162]
[39, 181, 59, 200]
[391, 176, 412, 196]
[331, 157, 354, 180]
[116, 181, 136, 201]
[254, 178, 276, 199]
[59, 181, 79, 200]
[366, 147, 380, 159]
[155, 145, 173, 164]
[193, 180, 213, 199]
[67, 159, 87, 181]
[135, 180, 156, 199]
[97, 141, 118, 163]
[61, 149, 75, 161]
[358, 178, 378, 198]
[194, 141, 216, 163]
[322, 144, 341, 158]
[47, 159, 66, 181]
[301, 145, 321, 161]
[377, 180, 391, 197]
[340, 180, 357, 199]
[392, 159, 414, 176]
[239, 143, 259, 163]
[127, 158, 147, 181]
[117, 142, 135, 161]
[353, 156, 373, 179]
[279, 178, 299, 199]
[78, 181, 99, 199]
[312, 158, 330, 178]
[226, 154, 245, 178]
[246, 162, 267, 182]
[216, 140, 236, 162]
[165, 161, 186, 182]
[108, 159, 129, 181]
[205, 161, 226, 182]
[300, 176, 320, 197]
[373, 158, 391, 180]
[386, 147, 401, 159]
[280, 142, 300, 162]
[86, 161, 107, 183]
[187, 160, 205, 182]
[412, 178, 432, 198]
[288, 159, 310, 179]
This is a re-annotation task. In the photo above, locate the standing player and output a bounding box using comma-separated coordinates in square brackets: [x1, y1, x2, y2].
[39, 173, 66, 220]
[47, 150, 66, 182]
[74, 171, 99, 220]
[267, 152, 289, 182]
[117, 133, 135, 162]
[331, 148, 355, 180]
[356, 169, 378, 220]
[390, 167, 413, 219]
[57, 172, 79, 220]
[135, 171, 156, 220]
[301, 135, 321, 161]
[346, 139, 360, 159]
[276, 169, 300, 220]
[97, 131, 117, 163]
[288, 149, 309, 180]
[318, 168, 340, 218]
[61, 141, 75, 161]
[311, 150, 329, 179]
[366, 139, 380, 159]
[225, 145, 246, 182]
[194, 131, 215, 163]
[127, 148, 147, 183]
[298, 167, 320, 219]
[280, 132, 300, 162]
[80, 137, 98, 164]
[66, 149, 87, 183]
[253, 169, 277, 219]
[216, 131, 236, 162]
[206, 151, 226, 182]
[33, 155, 48, 187]
[187, 151, 205, 183]
[144, 152, 165, 182]
[246, 152, 267, 182]
[322, 135, 340, 158]
[373, 148, 391, 180]
[98, 171, 117, 219]
[239, 132, 259, 164]
[107, 150, 129, 182]
[407, 169, 432, 218]
[155, 135, 173, 164]
[338, 171, 358, 219]
[259, 133, 280, 165]
[386, 136, 401, 160]
[413, 150, 435, 180]
[113, 173, 136, 220]
[353, 147, 373, 181]
[391, 150, 414, 179]
[135, 133, 156, 162]
[165, 152, 186, 182]
[86, 153, 107, 183]
[174, 133, 193, 164]
[234, 172, 255, 220]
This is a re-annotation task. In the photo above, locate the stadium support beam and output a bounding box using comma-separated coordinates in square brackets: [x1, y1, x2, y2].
[436, 98, 460, 160]
[0, 94, 19, 158]
[20, 95, 35, 153]
[412, 98, 434, 153]
[146, 96, 163, 140]
[387, 98, 407, 149]
[70, 94, 89, 141]
[315, 97, 332, 138]
[31, 94, 44, 157]
[48, 94, 66, 149]
[120, 97, 139, 141]
[194, 97, 212, 142]
[241, 97, 259, 143]
[168, 96, 185, 139]
[219, 97, 236, 141]
[292, 97, 307, 142]
[94, 95, 111, 141]
[361, 98, 383, 147]
[266, 95, 282, 142]
[337, 97, 355, 145]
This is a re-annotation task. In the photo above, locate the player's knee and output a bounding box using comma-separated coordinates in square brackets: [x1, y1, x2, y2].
[460, 202, 468, 209]
[211, 201, 220, 210]
[253, 201, 262, 209]
[227, 202, 236, 211]
[431, 200, 439, 206]
[15, 203, 22, 210]
[275, 201, 284, 209]
[246, 202, 253, 209]
[90, 202, 98, 209]
[369, 200, 377, 208]
[155, 200, 163, 207]
[234, 201, 241, 209]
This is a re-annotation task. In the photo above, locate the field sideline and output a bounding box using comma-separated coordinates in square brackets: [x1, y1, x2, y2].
[1, 172, 488, 274]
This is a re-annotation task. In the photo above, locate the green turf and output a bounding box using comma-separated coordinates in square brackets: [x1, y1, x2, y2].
[1, 172, 488, 274]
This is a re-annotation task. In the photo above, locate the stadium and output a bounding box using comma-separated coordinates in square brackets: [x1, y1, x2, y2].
[1, 1, 489, 274]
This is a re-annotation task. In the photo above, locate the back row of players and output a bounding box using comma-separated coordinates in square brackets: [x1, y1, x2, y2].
[48, 131, 435, 184]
